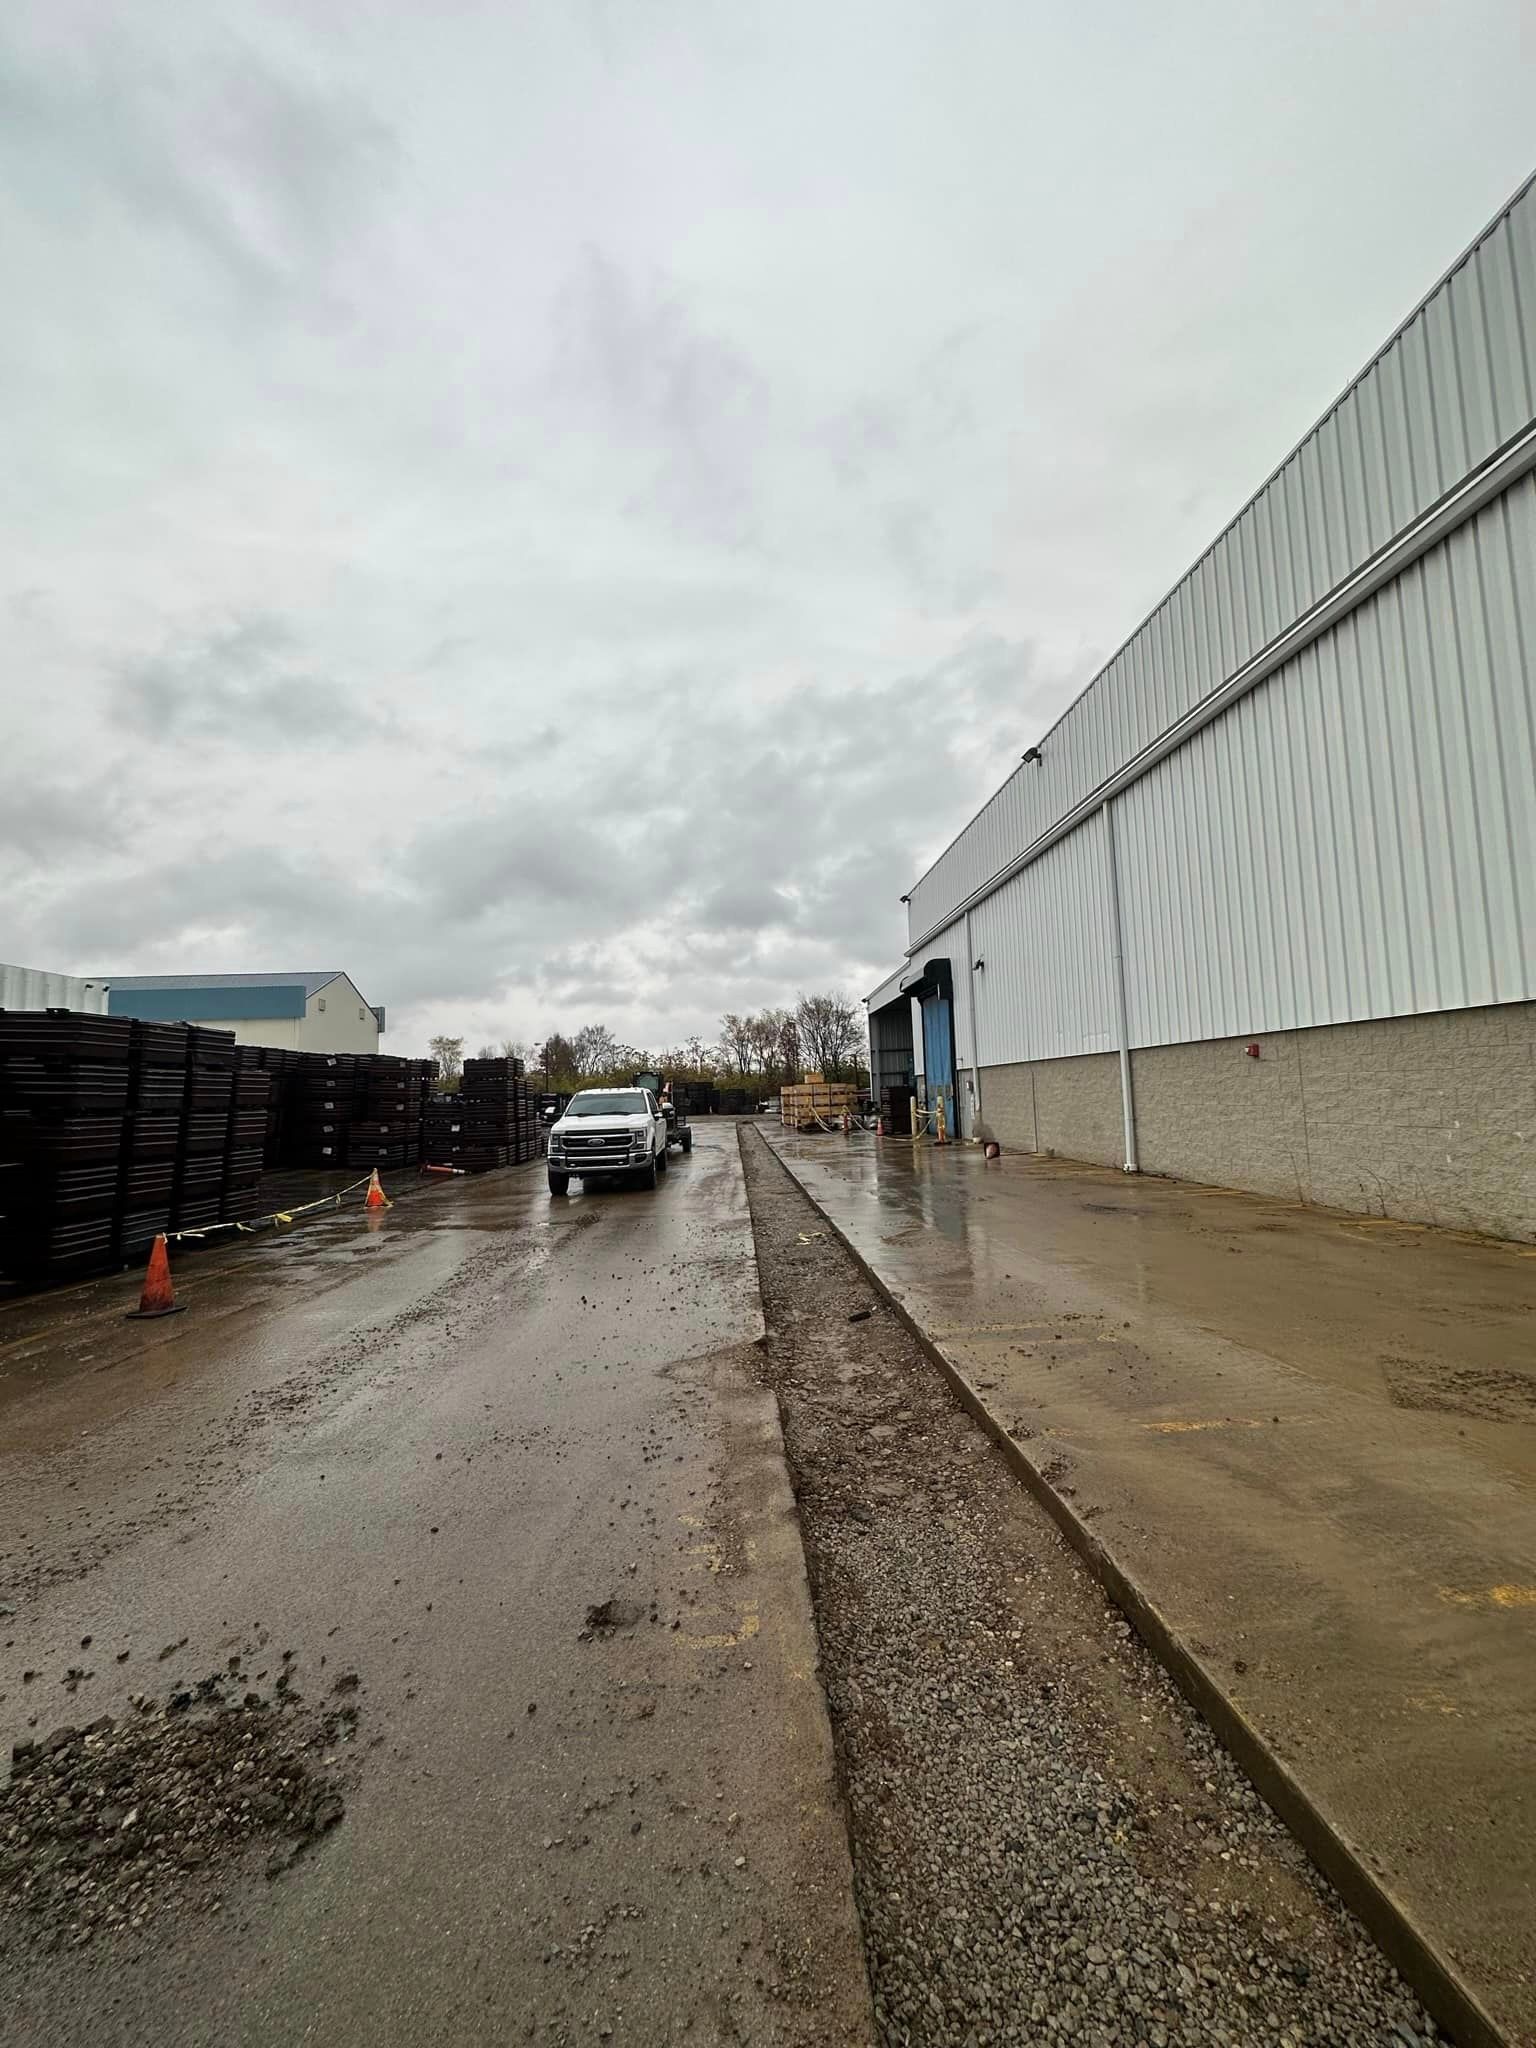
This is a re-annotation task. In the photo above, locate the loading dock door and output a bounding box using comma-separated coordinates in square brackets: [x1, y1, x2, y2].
[921, 991, 956, 1137]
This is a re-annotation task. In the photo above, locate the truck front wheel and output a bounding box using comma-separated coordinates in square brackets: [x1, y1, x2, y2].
[634, 1152, 658, 1190]
[655, 1143, 668, 1174]
[547, 1169, 570, 1196]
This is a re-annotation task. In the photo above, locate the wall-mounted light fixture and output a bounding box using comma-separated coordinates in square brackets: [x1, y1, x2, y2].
[899, 893, 910, 904]
[1021, 745, 1044, 764]
[973, 957, 986, 972]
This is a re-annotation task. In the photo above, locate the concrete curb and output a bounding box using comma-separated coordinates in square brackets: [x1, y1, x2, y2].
[751, 1129, 1508, 2048]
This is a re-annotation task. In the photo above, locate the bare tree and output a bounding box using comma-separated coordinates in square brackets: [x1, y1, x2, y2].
[719, 1013, 754, 1075]
[748, 1008, 791, 1076]
[537, 1033, 577, 1084]
[775, 1010, 801, 1079]
[429, 1035, 465, 1089]
[794, 993, 862, 1078]
[570, 1023, 620, 1076]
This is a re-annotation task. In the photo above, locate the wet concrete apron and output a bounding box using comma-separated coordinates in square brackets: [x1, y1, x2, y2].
[0, 1125, 872, 2047]
[758, 1126, 1536, 2048]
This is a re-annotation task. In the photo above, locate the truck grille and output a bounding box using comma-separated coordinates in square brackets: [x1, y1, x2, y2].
[560, 1129, 635, 1164]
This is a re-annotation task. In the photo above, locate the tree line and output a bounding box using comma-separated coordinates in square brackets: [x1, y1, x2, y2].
[427, 991, 866, 1095]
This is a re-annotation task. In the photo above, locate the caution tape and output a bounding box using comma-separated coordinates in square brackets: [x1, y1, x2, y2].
[166, 1173, 376, 1247]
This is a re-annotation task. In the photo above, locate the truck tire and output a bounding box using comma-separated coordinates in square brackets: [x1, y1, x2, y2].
[547, 1169, 569, 1196]
[655, 1143, 668, 1175]
[681, 1128, 693, 1153]
[635, 1152, 658, 1190]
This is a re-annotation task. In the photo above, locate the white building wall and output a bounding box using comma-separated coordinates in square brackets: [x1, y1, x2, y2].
[299, 978, 380, 1053]
[203, 1017, 302, 1051]
[969, 812, 1117, 1065]
[0, 965, 111, 1014]
[1115, 470, 1536, 1046]
[164, 983, 380, 1054]
[906, 171, 1536, 947]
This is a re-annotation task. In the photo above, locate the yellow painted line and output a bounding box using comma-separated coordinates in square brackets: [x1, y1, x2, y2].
[684, 1604, 761, 1650]
[1143, 1417, 1268, 1435]
[1439, 1584, 1536, 1610]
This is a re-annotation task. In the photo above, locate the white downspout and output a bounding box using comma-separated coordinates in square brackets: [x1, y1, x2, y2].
[1102, 799, 1139, 1174]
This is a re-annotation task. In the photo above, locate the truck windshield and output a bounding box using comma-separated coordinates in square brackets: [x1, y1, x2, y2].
[567, 1092, 648, 1116]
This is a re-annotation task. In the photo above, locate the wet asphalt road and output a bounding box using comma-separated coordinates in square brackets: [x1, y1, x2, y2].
[0, 1124, 872, 2047]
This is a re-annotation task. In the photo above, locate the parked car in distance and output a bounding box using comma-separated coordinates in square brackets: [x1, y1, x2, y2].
[547, 1088, 668, 1196]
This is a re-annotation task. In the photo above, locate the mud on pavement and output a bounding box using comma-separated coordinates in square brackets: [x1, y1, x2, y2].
[738, 1126, 1440, 2048]
[2, 1670, 359, 1955]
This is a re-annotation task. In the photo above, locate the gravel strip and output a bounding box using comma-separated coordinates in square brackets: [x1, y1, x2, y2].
[740, 1127, 1438, 2048]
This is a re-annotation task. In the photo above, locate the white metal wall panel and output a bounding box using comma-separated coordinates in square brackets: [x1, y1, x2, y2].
[0, 964, 111, 1014]
[864, 964, 911, 1012]
[907, 172, 1536, 945]
[1114, 473, 1536, 1046]
[969, 813, 1117, 1067]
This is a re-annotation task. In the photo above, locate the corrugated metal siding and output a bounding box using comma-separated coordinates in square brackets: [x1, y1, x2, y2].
[0, 964, 111, 1014]
[1115, 471, 1536, 1044]
[869, 1000, 916, 1087]
[970, 815, 1117, 1066]
[908, 172, 1536, 943]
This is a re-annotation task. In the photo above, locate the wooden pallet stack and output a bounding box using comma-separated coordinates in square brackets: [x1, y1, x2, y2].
[779, 1075, 859, 1130]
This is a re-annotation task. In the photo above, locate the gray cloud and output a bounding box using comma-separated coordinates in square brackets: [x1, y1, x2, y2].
[4, 3, 1532, 1056]
[109, 616, 395, 744]
[0, 18, 393, 312]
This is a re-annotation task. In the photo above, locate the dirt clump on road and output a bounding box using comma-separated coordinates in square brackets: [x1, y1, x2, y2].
[2, 1675, 358, 1953]
[740, 1127, 1435, 2048]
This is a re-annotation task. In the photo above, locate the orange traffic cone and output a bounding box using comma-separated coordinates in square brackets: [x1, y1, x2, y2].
[364, 1169, 391, 1210]
[125, 1233, 184, 1320]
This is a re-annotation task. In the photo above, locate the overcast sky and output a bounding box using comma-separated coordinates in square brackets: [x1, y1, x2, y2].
[4, 3, 1532, 1057]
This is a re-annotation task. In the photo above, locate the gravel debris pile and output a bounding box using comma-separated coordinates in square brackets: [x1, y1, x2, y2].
[2, 1674, 358, 1951]
[741, 1129, 1437, 2048]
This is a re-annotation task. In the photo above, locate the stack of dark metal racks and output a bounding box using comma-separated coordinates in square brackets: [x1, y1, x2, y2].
[411, 1059, 437, 1154]
[280, 1052, 356, 1168]
[0, 1011, 132, 1286]
[119, 1020, 190, 1261]
[348, 1053, 416, 1172]
[253, 1046, 301, 1166]
[423, 1056, 538, 1172]
[672, 1080, 716, 1116]
[224, 1049, 272, 1224]
[715, 1086, 755, 1115]
[879, 1084, 915, 1134]
[173, 1026, 237, 1235]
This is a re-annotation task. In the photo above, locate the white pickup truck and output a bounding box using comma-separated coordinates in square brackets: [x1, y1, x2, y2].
[547, 1087, 669, 1196]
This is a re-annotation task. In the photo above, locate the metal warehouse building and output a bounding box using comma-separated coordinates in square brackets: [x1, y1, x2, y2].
[869, 173, 1536, 1243]
[105, 972, 384, 1054]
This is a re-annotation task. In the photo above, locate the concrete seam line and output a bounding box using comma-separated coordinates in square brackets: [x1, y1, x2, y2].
[752, 1131, 1511, 2048]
